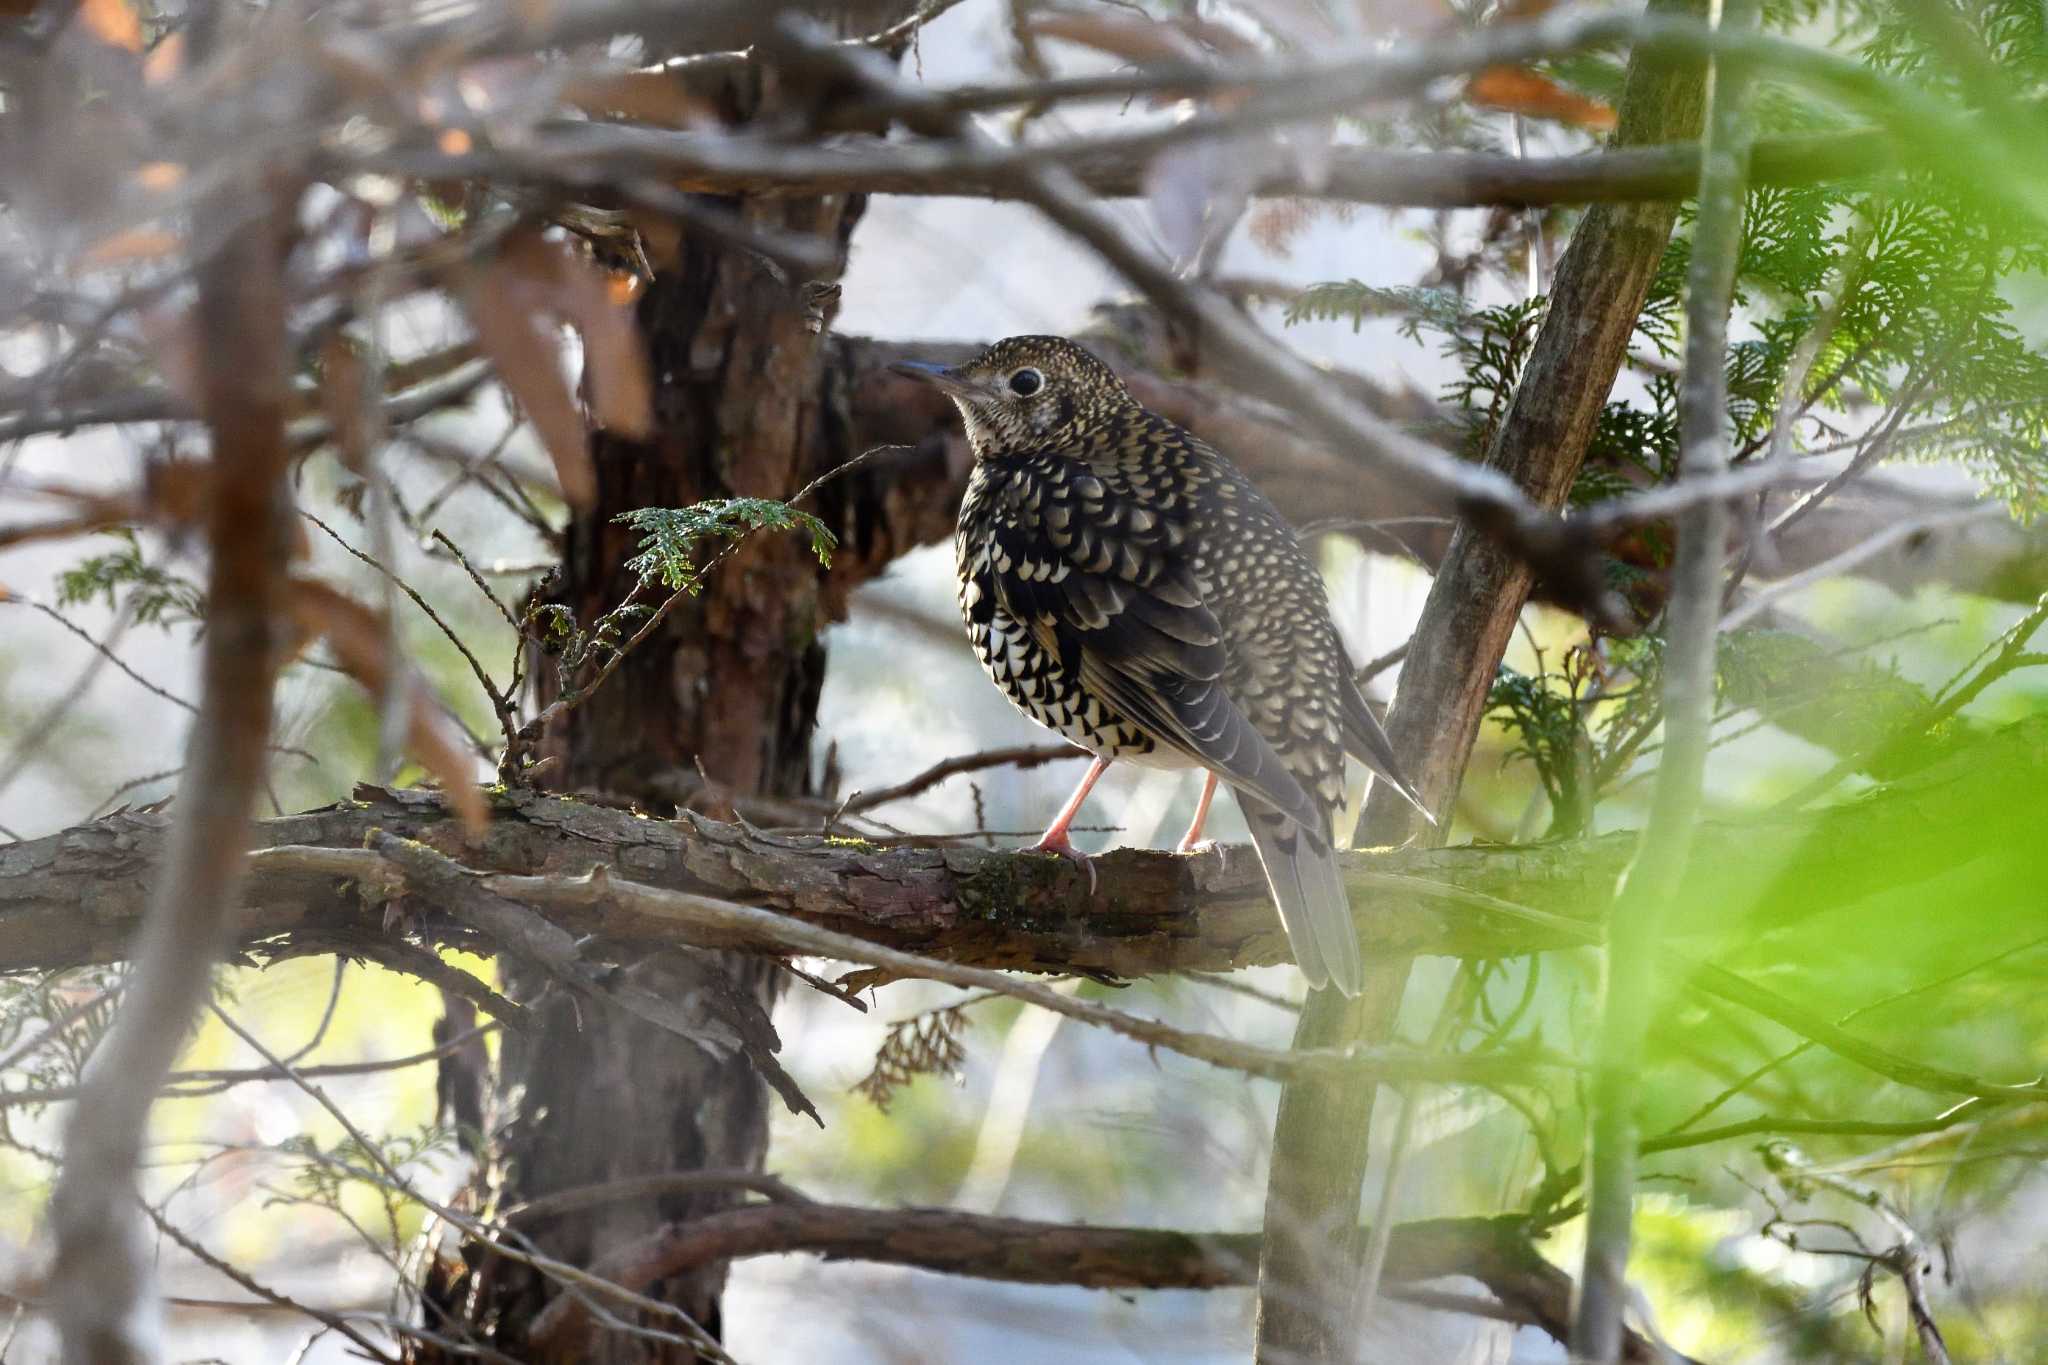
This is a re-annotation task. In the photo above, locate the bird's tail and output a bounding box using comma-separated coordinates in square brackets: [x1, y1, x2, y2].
[1239, 794, 1361, 997]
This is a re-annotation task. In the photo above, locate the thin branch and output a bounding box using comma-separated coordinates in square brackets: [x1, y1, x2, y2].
[452, 849, 1574, 1090]
[5, 599, 197, 713]
[500, 1170, 811, 1227]
[353, 8, 2012, 219]
[837, 743, 1089, 816]
[1719, 506, 1998, 633]
[205, 1000, 740, 1364]
[1575, 5, 1757, 1356]
[46, 140, 297, 1363]
[770, 17, 1825, 630]
[302, 511, 518, 761]
[524, 1200, 1695, 1363]
[141, 1205, 394, 1364]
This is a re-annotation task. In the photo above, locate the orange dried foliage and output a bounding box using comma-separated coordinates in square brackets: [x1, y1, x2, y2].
[76, 227, 181, 271]
[318, 337, 381, 475]
[76, 0, 141, 51]
[136, 161, 184, 191]
[1466, 66, 1616, 131]
[561, 70, 722, 128]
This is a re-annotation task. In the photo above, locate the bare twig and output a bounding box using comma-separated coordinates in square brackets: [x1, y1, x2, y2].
[1719, 506, 1998, 632]
[303, 511, 519, 762]
[141, 1206, 395, 1363]
[837, 743, 1089, 816]
[500, 1170, 811, 1227]
[205, 1000, 740, 1363]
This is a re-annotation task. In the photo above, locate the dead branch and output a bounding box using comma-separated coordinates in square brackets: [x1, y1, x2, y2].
[523, 1201, 1699, 1364]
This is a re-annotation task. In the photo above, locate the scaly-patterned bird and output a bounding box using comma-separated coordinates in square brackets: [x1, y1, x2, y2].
[895, 336, 1431, 996]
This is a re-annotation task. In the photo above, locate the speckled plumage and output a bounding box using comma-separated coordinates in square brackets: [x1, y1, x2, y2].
[898, 336, 1428, 995]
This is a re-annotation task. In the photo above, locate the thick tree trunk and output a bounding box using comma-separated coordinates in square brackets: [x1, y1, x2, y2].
[418, 72, 874, 1358]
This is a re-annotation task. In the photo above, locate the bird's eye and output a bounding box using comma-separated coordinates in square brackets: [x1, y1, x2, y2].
[1008, 368, 1043, 397]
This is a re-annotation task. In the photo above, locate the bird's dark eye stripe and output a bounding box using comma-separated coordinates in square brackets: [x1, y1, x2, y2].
[1009, 368, 1043, 397]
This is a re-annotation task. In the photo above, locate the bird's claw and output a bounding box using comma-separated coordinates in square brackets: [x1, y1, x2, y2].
[1175, 837, 1223, 868]
[1029, 833, 1098, 895]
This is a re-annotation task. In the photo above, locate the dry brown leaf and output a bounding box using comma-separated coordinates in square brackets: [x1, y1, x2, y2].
[136, 161, 183, 191]
[1466, 66, 1616, 131]
[385, 341, 480, 394]
[463, 281, 593, 508]
[138, 304, 202, 409]
[319, 336, 382, 474]
[1249, 198, 1322, 257]
[549, 266, 652, 441]
[1023, 11, 1211, 65]
[144, 458, 211, 531]
[455, 230, 652, 507]
[287, 579, 487, 836]
[77, 226, 181, 271]
[76, 0, 141, 52]
[142, 31, 183, 84]
[561, 70, 721, 128]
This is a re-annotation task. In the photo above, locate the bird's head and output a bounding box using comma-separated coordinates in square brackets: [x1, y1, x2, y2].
[892, 335, 1137, 457]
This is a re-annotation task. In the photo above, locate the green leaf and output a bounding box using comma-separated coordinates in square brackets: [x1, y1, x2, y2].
[613, 497, 837, 594]
[54, 530, 204, 629]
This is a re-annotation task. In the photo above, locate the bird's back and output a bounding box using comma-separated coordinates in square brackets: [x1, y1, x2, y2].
[1068, 407, 1354, 823]
[926, 333, 1425, 995]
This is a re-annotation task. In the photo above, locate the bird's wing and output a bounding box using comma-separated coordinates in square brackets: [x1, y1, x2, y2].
[986, 465, 1323, 833]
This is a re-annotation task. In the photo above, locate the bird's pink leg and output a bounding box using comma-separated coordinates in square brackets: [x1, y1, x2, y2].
[1176, 771, 1220, 855]
[1030, 755, 1108, 892]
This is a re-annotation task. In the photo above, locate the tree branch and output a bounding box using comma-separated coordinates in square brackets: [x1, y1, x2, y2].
[1258, 1, 1713, 1355]
[1576, 2, 1757, 1354]
[523, 1202, 1699, 1364]
[45, 109, 297, 1364]
[7, 756, 2042, 1105]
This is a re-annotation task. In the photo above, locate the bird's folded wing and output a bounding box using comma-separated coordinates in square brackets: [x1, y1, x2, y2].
[988, 514, 1324, 836]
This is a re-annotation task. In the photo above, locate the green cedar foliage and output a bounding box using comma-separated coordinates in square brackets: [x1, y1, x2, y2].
[1290, 0, 2048, 831]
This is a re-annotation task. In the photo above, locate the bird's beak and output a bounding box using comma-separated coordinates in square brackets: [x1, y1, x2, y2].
[890, 359, 978, 399]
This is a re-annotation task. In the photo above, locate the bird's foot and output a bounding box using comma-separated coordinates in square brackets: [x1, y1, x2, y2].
[1174, 834, 1221, 863]
[1028, 830, 1098, 895]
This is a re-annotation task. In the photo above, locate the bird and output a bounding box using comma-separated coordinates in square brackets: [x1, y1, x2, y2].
[893, 335, 1432, 997]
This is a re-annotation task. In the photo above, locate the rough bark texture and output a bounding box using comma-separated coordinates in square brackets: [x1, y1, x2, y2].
[8, 711, 2042, 989]
[1256, 8, 1711, 1358]
[412, 34, 901, 1358]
